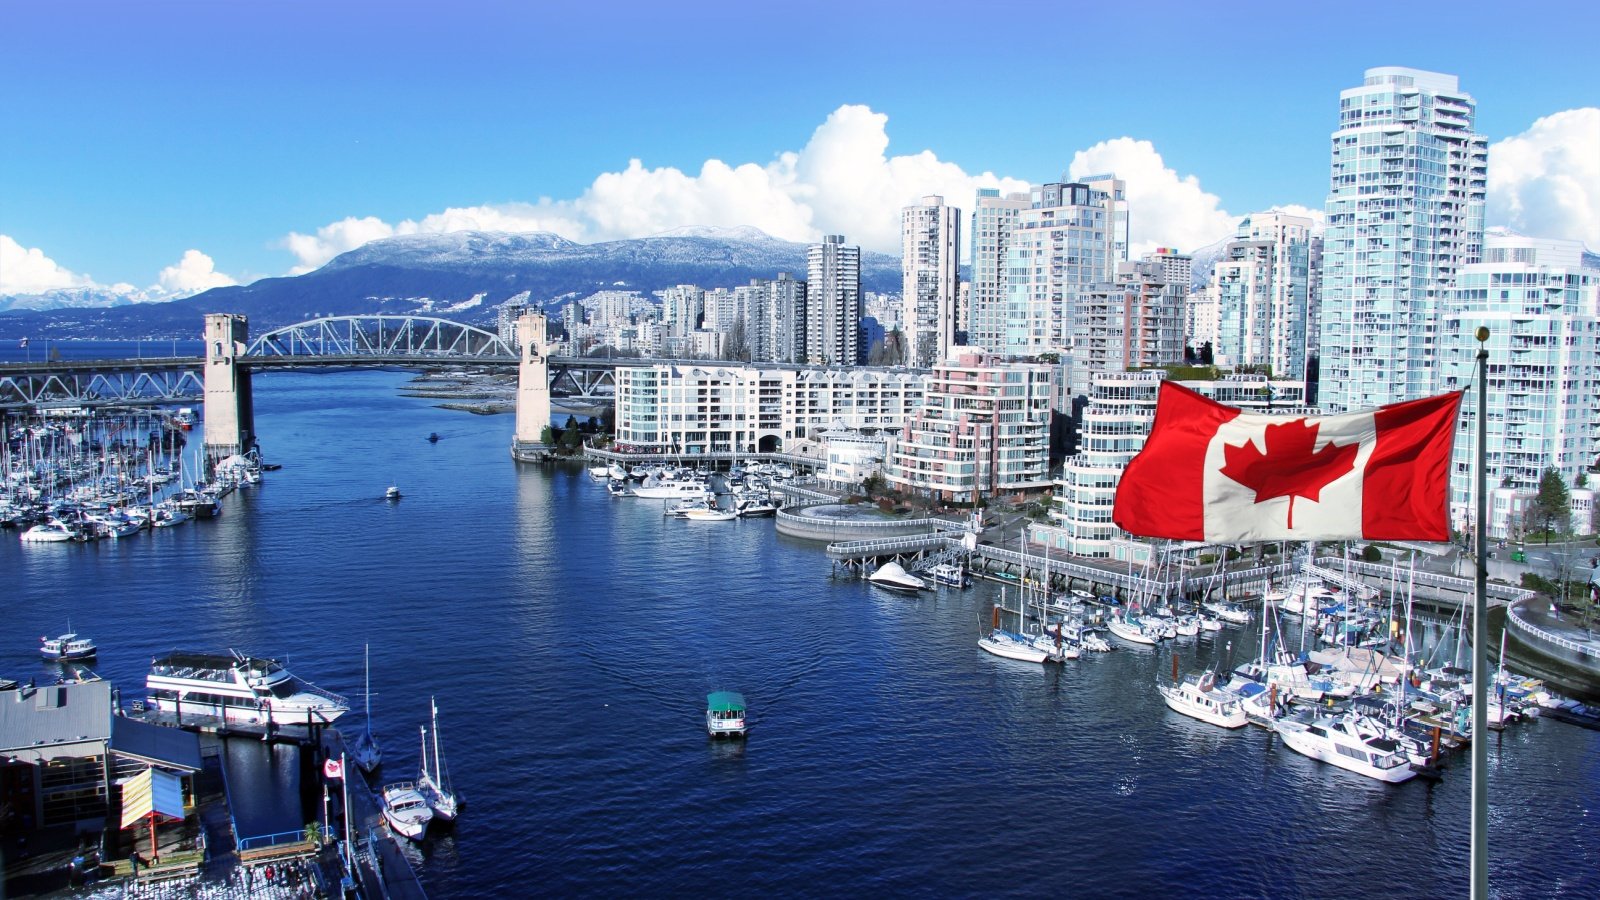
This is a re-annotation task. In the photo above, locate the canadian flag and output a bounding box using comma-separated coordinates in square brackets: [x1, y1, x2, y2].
[1113, 382, 1462, 543]
[323, 757, 344, 780]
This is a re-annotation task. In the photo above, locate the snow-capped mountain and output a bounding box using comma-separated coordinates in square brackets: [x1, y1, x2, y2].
[0, 228, 902, 339]
[0, 284, 181, 313]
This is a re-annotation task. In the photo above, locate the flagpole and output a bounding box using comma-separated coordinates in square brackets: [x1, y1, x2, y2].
[1471, 327, 1489, 900]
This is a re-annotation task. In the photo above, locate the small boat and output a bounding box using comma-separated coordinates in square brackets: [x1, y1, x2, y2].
[21, 521, 77, 542]
[868, 562, 926, 592]
[926, 563, 969, 588]
[418, 697, 461, 819]
[380, 782, 434, 840]
[427, 433, 441, 443]
[682, 506, 738, 522]
[706, 691, 748, 738]
[1107, 615, 1160, 645]
[1203, 601, 1250, 625]
[734, 498, 778, 518]
[979, 630, 1051, 663]
[587, 466, 613, 482]
[351, 644, 382, 774]
[1158, 671, 1248, 729]
[41, 632, 97, 661]
[385, 485, 402, 501]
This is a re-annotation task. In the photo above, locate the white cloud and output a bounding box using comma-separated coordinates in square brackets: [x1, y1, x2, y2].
[0, 234, 95, 294]
[156, 249, 237, 295]
[280, 104, 1032, 271]
[1068, 138, 1240, 257]
[1488, 108, 1600, 248]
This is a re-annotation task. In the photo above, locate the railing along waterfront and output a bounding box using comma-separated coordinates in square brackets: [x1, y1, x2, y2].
[1507, 601, 1600, 660]
[824, 533, 954, 560]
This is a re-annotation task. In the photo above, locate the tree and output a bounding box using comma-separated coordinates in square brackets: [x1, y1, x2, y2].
[540, 425, 556, 445]
[723, 316, 751, 362]
[1362, 544, 1383, 562]
[1533, 467, 1571, 543]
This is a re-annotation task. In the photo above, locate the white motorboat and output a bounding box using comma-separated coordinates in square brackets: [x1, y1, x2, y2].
[380, 782, 433, 840]
[41, 632, 97, 661]
[926, 563, 969, 587]
[146, 650, 349, 724]
[1028, 627, 1081, 661]
[1158, 672, 1248, 729]
[351, 644, 382, 774]
[1275, 714, 1417, 783]
[418, 697, 462, 818]
[385, 485, 402, 500]
[868, 562, 926, 592]
[587, 466, 612, 481]
[682, 506, 737, 522]
[978, 630, 1051, 663]
[21, 521, 77, 542]
[734, 498, 778, 518]
[1174, 615, 1201, 637]
[1199, 614, 1224, 632]
[1203, 601, 1250, 625]
[632, 480, 710, 499]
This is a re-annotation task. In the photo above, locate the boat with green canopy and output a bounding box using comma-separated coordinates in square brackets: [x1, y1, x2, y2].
[705, 691, 748, 738]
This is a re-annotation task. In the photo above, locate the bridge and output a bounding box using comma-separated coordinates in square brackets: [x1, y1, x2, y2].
[0, 314, 782, 412]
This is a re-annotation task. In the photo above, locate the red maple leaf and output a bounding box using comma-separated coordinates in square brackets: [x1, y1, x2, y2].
[1219, 419, 1359, 530]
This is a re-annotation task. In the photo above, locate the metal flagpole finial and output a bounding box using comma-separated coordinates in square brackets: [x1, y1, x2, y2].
[1476, 326, 1490, 345]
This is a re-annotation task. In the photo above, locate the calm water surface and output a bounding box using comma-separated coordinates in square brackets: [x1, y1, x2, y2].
[4, 368, 1598, 898]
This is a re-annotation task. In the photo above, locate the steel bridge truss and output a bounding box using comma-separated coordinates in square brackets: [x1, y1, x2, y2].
[247, 315, 515, 359]
[547, 363, 616, 398]
[0, 367, 204, 410]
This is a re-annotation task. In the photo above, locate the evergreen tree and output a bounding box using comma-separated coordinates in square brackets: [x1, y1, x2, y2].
[1534, 467, 1571, 541]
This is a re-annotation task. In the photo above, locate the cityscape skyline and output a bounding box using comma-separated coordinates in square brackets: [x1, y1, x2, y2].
[1, 1, 1596, 297]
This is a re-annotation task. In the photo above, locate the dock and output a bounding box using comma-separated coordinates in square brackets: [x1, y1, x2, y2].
[321, 727, 430, 900]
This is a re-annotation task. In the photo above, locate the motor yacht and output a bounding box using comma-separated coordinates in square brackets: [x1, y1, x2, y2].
[868, 562, 926, 592]
[381, 782, 434, 840]
[146, 650, 349, 725]
[1275, 714, 1417, 783]
[926, 563, 969, 588]
[706, 691, 748, 738]
[1158, 672, 1248, 728]
[41, 632, 97, 661]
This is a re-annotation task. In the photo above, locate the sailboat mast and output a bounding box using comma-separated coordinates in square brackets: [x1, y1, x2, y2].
[431, 698, 443, 784]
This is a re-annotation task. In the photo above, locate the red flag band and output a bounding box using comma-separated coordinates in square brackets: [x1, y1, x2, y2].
[1113, 382, 1462, 543]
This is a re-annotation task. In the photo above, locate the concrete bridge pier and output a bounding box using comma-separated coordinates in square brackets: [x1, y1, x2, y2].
[510, 311, 555, 462]
[203, 313, 255, 470]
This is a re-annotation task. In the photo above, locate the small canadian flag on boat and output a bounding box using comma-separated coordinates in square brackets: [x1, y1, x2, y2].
[323, 758, 344, 780]
[1113, 382, 1462, 543]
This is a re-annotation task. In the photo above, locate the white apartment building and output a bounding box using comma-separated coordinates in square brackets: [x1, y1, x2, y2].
[1074, 252, 1189, 395]
[1437, 231, 1600, 538]
[1320, 66, 1488, 412]
[1205, 211, 1321, 383]
[1003, 179, 1125, 359]
[1038, 371, 1309, 559]
[806, 235, 862, 366]
[613, 364, 925, 455]
[884, 351, 1053, 503]
[657, 285, 705, 335]
[901, 195, 963, 369]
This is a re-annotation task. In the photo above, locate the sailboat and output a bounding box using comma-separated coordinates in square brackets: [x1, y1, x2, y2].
[418, 696, 461, 820]
[351, 644, 382, 774]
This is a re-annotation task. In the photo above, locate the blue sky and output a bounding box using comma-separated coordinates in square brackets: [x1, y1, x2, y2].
[2, 0, 1597, 294]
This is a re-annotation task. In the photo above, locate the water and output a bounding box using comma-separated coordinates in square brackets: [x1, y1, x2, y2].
[4, 366, 1599, 898]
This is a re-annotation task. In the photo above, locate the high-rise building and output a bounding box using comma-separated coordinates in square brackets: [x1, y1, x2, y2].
[657, 285, 705, 335]
[767, 272, 807, 364]
[901, 195, 962, 368]
[1437, 231, 1600, 537]
[806, 235, 862, 366]
[1002, 179, 1124, 361]
[969, 189, 1031, 354]
[884, 351, 1053, 502]
[1319, 66, 1487, 412]
[1074, 251, 1189, 394]
[1204, 212, 1321, 383]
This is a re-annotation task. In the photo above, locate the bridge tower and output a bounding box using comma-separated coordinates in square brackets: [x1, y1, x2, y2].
[203, 313, 255, 468]
[510, 311, 555, 462]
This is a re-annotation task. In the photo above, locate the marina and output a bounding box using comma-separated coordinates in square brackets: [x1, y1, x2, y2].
[3, 364, 1600, 897]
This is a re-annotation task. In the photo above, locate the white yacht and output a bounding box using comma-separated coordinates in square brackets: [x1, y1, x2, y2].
[380, 782, 434, 840]
[978, 630, 1051, 663]
[682, 506, 737, 522]
[146, 650, 349, 725]
[1275, 714, 1417, 783]
[632, 480, 710, 500]
[20, 521, 77, 542]
[868, 562, 926, 592]
[1107, 615, 1160, 645]
[1158, 673, 1248, 729]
